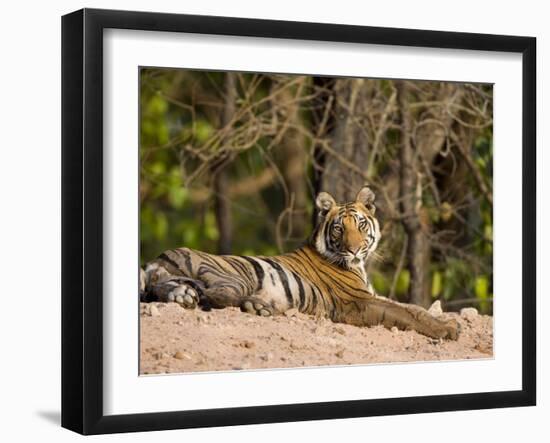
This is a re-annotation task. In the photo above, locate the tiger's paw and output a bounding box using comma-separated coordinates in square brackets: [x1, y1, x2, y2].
[167, 285, 199, 309]
[442, 318, 460, 340]
[241, 298, 273, 317]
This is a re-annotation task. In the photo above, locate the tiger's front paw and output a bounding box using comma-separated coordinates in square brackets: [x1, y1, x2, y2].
[442, 318, 460, 340]
[241, 298, 273, 317]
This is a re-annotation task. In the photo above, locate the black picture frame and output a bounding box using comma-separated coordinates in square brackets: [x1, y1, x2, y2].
[61, 8, 536, 435]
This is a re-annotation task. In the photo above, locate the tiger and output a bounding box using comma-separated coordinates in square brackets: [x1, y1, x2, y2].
[140, 186, 459, 340]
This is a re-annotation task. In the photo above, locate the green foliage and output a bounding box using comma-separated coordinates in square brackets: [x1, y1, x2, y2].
[394, 270, 410, 298]
[441, 259, 470, 301]
[474, 275, 491, 314]
[139, 68, 297, 262]
[371, 271, 389, 296]
[194, 120, 215, 144]
[431, 271, 443, 298]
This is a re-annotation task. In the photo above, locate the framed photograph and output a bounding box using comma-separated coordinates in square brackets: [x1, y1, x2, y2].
[61, 8, 536, 435]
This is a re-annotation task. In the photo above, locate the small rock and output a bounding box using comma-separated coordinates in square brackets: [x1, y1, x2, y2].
[460, 307, 478, 321]
[391, 326, 399, 333]
[232, 362, 251, 370]
[260, 353, 273, 361]
[174, 351, 189, 360]
[242, 340, 255, 349]
[428, 300, 443, 317]
[334, 326, 346, 335]
[475, 343, 493, 354]
[284, 308, 299, 317]
[335, 349, 344, 358]
[149, 305, 160, 317]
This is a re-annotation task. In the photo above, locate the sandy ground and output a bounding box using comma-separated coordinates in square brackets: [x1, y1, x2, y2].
[140, 302, 493, 375]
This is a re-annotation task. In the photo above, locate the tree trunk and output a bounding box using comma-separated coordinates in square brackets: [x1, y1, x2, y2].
[213, 72, 236, 254]
[275, 78, 308, 248]
[397, 81, 432, 308]
[320, 78, 370, 204]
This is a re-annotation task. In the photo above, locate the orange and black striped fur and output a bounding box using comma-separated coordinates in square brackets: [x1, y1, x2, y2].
[140, 186, 459, 340]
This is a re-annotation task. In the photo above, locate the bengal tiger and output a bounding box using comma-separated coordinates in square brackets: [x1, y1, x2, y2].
[140, 186, 459, 340]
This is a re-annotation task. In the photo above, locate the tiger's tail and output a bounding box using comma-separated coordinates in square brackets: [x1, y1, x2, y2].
[139, 267, 148, 301]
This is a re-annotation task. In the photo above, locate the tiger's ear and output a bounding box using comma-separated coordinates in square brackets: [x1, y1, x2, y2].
[315, 191, 336, 215]
[355, 186, 376, 214]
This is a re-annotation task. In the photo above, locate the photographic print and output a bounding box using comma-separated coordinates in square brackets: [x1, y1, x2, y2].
[138, 68, 494, 375]
[61, 10, 535, 433]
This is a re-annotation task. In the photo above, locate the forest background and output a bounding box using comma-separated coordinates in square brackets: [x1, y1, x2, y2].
[139, 68, 493, 312]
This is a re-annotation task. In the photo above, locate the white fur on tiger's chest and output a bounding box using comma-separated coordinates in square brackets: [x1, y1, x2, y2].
[348, 259, 368, 284]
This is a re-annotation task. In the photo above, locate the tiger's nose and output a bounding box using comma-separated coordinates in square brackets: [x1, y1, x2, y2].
[346, 245, 361, 255]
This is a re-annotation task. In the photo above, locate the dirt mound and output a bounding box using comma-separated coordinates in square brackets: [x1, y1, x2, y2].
[140, 303, 493, 375]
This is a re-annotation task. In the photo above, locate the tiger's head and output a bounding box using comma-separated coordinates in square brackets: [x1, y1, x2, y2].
[311, 186, 381, 273]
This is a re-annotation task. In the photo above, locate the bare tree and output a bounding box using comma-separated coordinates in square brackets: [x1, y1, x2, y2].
[320, 78, 371, 203]
[213, 72, 236, 254]
[397, 81, 431, 307]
